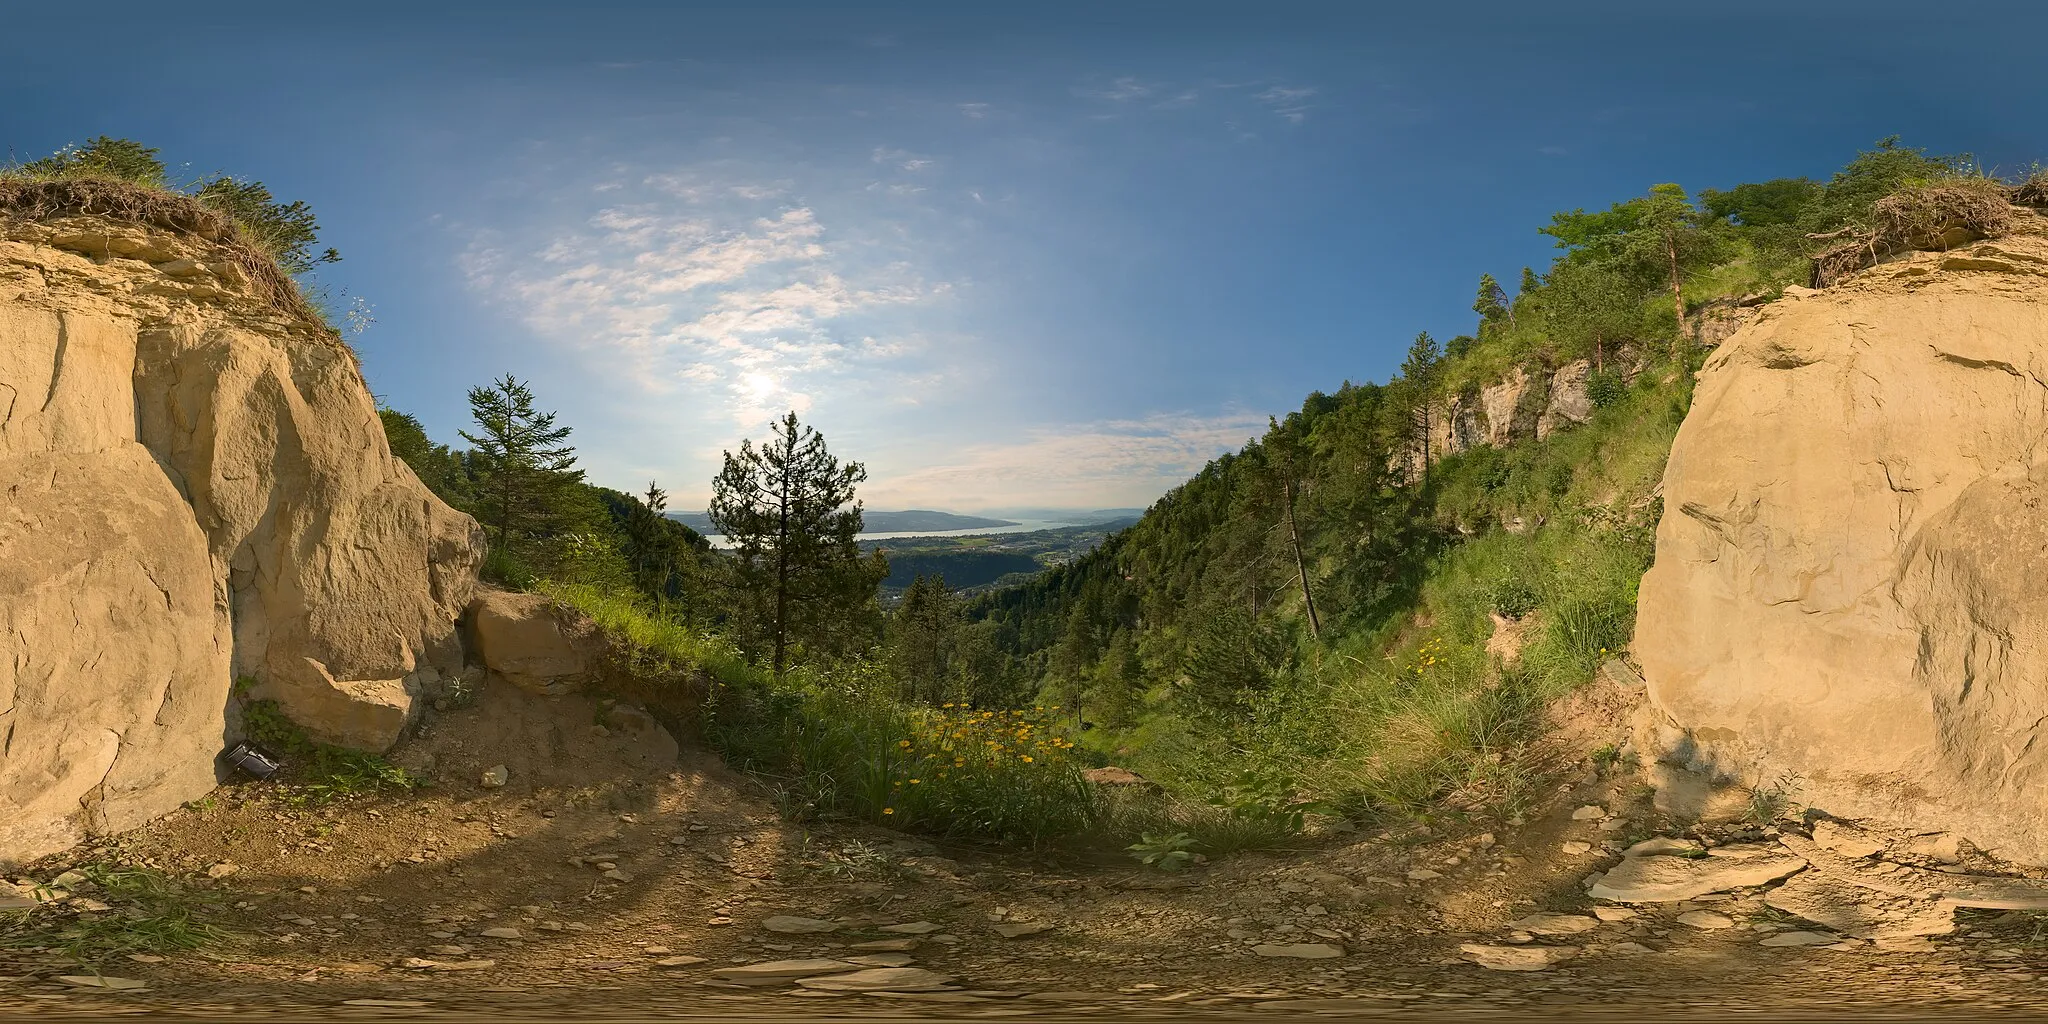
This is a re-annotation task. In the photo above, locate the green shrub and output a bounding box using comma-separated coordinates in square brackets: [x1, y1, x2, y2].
[1488, 574, 1539, 619]
[1586, 368, 1628, 408]
[239, 696, 419, 804]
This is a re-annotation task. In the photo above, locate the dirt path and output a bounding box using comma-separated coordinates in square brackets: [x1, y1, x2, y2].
[5, 682, 2047, 1020]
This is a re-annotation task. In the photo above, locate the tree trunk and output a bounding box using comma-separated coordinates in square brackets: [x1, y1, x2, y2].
[1665, 228, 1689, 364]
[773, 456, 791, 680]
[1283, 475, 1321, 640]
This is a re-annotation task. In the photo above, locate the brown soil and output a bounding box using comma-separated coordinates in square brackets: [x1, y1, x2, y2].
[3, 677, 2044, 1020]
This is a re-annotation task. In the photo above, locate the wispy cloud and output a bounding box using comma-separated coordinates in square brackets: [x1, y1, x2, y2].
[957, 102, 991, 119]
[865, 411, 1267, 510]
[461, 184, 944, 431]
[1075, 75, 1156, 102]
[872, 146, 935, 171]
[1256, 85, 1317, 124]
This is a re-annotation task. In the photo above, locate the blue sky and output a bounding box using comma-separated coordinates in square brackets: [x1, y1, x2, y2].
[9, 2, 2045, 511]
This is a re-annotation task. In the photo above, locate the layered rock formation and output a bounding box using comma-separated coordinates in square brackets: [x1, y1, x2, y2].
[1635, 227, 2048, 862]
[1, 209, 483, 866]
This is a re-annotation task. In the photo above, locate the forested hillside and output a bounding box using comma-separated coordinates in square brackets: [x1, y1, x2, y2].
[958, 138, 1988, 813]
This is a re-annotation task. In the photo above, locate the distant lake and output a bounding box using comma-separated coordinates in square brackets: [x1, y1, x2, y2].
[703, 519, 1081, 549]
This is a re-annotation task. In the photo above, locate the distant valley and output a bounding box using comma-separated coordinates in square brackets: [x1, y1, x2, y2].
[667, 508, 1018, 535]
[864, 517, 1141, 598]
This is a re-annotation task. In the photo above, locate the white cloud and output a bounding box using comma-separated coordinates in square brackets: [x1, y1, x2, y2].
[957, 102, 990, 118]
[1076, 75, 1155, 102]
[1256, 85, 1317, 124]
[871, 147, 935, 171]
[864, 411, 1267, 509]
[461, 185, 942, 432]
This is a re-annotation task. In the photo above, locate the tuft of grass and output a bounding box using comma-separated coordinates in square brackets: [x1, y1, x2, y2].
[0, 175, 322, 327]
[239, 697, 421, 805]
[0, 865, 229, 964]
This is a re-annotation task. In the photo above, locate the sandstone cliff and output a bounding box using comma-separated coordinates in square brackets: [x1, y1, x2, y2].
[0, 203, 483, 866]
[1635, 223, 2048, 862]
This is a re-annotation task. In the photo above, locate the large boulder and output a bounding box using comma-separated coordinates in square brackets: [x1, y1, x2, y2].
[0, 212, 483, 866]
[466, 590, 600, 696]
[1634, 229, 2048, 862]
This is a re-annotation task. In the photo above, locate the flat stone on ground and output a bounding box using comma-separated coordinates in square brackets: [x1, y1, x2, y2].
[795, 967, 956, 992]
[1505, 912, 1598, 936]
[1251, 942, 1344, 959]
[1939, 878, 2048, 911]
[850, 938, 920, 951]
[1813, 820, 1885, 859]
[1760, 930, 1840, 947]
[1677, 910, 1735, 930]
[1625, 837, 1703, 857]
[1458, 944, 1576, 972]
[846, 954, 916, 967]
[762, 915, 839, 934]
[1589, 844, 1805, 902]
[989, 919, 1052, 937]
[712, 959, 858, 981]
[1766, 871, 1957, 940]
[878, 921, 943, 934]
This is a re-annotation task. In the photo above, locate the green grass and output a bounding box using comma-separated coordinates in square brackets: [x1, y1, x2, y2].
[0, 865, 229, 964]
[238, 696, 421, 805]
[1076, 367, 1679, 829]
[544, 583, 1100, 846]
[543, 580, 766, 691]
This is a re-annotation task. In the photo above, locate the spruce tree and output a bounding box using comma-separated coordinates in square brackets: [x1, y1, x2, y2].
[1472, 273, 1511, 333]
[710, 412, 885, 678]
[459, 375, 584, 575]
[889, 574, 961, 704]
[1399, 331, 1443, 476]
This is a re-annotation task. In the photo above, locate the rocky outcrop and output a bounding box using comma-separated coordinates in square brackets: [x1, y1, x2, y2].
[467, 590, 600, 696]
[1536, 361, 1592, 440]
[1405, 349, 1657, 477]
[1634, 229, 2048, 863]
[1, 212, 483, 866]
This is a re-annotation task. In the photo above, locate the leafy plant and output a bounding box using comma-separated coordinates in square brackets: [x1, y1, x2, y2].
[1208, 769, 1318, 835]
[1489, 574, 1539, 619]
[1127, 832, 1198, 872]
[1586, 368, 1628, 409]
[239, 698, 420, 804]
[1747, 770, 1805, 823]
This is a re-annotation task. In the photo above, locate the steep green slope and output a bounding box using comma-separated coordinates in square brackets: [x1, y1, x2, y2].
[963, 139, 1990, 820]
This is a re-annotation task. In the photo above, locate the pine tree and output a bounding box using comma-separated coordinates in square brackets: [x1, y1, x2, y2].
[710, 412, 885, 678]
[1264, 416, 1320, 640]
[1472, 273, 1511, 333]
[889, 574, 961, 704]
[459, 375, 585, 575]
[1399, 332, 1443, 476]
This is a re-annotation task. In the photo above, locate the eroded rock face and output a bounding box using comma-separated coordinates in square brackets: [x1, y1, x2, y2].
[0, 215, 483, 865]
[1635, 231, 2048, 863]
[467, 590, 599, 696]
